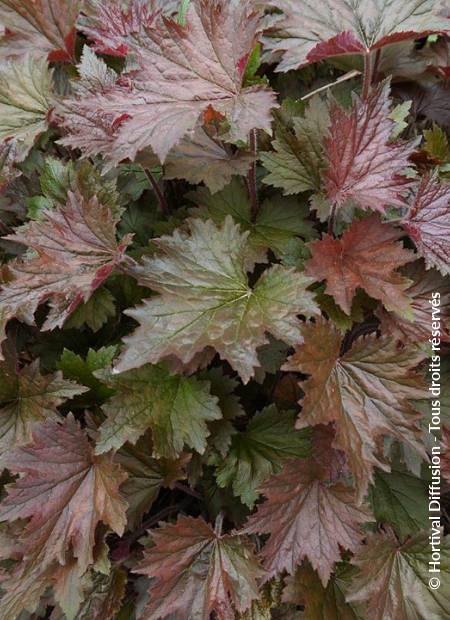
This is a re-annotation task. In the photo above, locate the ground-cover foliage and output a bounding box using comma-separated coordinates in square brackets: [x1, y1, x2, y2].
[0, 0, 449, 618]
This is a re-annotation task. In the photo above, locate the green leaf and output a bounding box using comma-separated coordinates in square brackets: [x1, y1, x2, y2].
[190, 178, 316, 257]
[115, 217, 319, 383]
[283, 563, 363, 620]
[63, 288, 116, 332]
[261, 97, 329, 195]
[315, 287, 372, 333]
[58, 346, 118, 402]
[95, 363, 222, 458]
[243, 43, 268, 87]
[0, 358, 87, 463]
[348, 529, 450, 619]
[198, 367, 245, 458]
[368, 468, 429, 539]
[216, 406, 311, 507]
[29, 157, 121, 219]
[424, 123, 450, 162]
[389, 101, 412, 139]
[0, 55, 54, 162]
[117, 434, 189, 528]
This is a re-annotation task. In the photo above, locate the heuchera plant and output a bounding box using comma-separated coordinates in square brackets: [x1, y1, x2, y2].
[0, 0, 449, 618]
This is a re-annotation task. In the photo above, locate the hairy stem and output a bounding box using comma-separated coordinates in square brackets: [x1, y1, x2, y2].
[362, 51, 373, 100]
[145, 168, 170, 216]
[248, 129, 259, 222]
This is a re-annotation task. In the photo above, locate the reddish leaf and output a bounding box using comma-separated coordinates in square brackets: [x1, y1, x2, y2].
[283, 319, 428, 501]
[347, 529, 450, 619]
[305, 215, 416, 316]
[0, 415, 127, 619]
[324, 82, 416, 212]
[262, 0, 446, 72]
[0, 356, 87, 462]
[136, 515, 265, 620]
[402, 174, 450, 276]
[0, 415, 127, 570]
[0, 0, 81, 61]
[283, 563, 362, 619]
[377, 261, 450, 344]
[79, 0, 163, 57]
[243, 428, 370, 585]
[59, 0, 277, 163]
[0, 191, 132, 357]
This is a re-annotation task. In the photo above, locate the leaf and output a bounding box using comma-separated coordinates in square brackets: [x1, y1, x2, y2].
[63, 288, 116, 332]
[389, 101, 412, 139]
[189, 178, 316, 257]
[95, 363, 222, 458]
[402, 175, 450, 276]
[71, 568, 128, 620]
[117, 435, 189, 528]
[283, 563, 363, 620]
[136, 515, 265, 620]
[0, 191, 132, 357]
[261, 97, 329, 195]
[0, 0, 81, 61]
[115, 217, 318, 383]
[283, 319, 428, 501]
[243, 444, 370, 584]
[368, 468, 428, 538]
[324, 82, 416, 212]
[198, 366, 245, 458]
[377, 261, 450, 344]
[0, 415, 127, 619]
[0, 414, 127, 567]
[58, 346, 118, 402]
[215, 405, 311, 508]
[393, 82, 450, 129]
[36, 157, 121, 215]
[315, 287, 370, 333]
[305, 215, 416, 316]
[262, 0, 445, 72]
[423, 123, 449, 162]
[0, 358, 86, 463]
[79, 0, 177, 57]
[0, 55, 53, 163]
[77, 45, 118, 92]
[60, 0, 278, 163]
[139, 128, 254, 194]
[347, 529, 450, 620]
[237, 579, 284, 620]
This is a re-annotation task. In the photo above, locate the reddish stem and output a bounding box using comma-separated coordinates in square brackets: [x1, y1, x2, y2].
[362, 52, 373, 100]
[248, 129, 259, 222]
[145, 168, 170, 216]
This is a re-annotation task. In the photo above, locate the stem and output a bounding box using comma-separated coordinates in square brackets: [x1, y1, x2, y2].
[214, 512, 224, 537]
[328, 204, 337, 235]
[144, 168, 170, 216]
[173, 481, 202, 500]
[301, 69, 361, 101]
[362, 52, 373, 100]
[248, 129, 259, 222]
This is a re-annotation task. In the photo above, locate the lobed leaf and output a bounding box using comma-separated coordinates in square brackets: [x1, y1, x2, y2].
[283, 319, 428, 501]
[0, 191, 132, 357]
[305, 214, 416, 316]
[136, 515, 265, 620]
[114, 216, 318, 383]
[262, 0, 446, 72]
